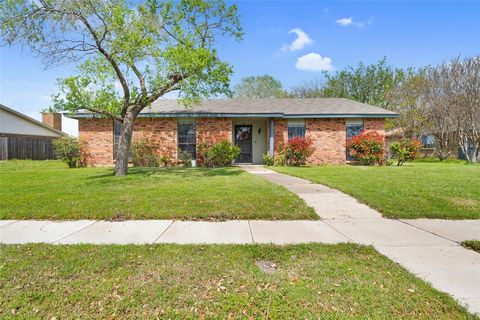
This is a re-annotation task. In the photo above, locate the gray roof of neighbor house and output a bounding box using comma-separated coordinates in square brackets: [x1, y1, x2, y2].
[65, 98, 398, 119]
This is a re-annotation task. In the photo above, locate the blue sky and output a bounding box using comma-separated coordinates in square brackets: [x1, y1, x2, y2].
[1, 0, 479, 135]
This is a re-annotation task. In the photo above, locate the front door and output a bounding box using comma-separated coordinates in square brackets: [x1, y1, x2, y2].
[234, 125, 252, 163]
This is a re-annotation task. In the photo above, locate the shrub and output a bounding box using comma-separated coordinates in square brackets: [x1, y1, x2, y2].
[178, 150, 192, 168]
[131, 137, 159, 167]
[273, 137, 315, 166]
[198, 140, 240, 168]
[159, 155, 170, 167]
[262, 153, 274, 166]
[390, 139, 422, 166]
[347, 131, 385, 165]
[284, 137, 315, 166]
[54, 136, 87, 168]
[273, 143, 286, 166]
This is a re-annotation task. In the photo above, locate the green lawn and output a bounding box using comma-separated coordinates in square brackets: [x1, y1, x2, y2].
[0, 160, 316, 220]
[272, 162, 480, 219]
[1, 244, 474, 319]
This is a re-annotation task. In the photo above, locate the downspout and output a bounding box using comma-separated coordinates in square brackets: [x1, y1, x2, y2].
[269, 118, 274, 156]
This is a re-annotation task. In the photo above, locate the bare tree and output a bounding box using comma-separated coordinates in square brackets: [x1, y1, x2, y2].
[453, 57, 480, 162]
[289, 79, 324, 98]
[420, 57, 480, 162]
[421, 64, 458, 160]
[386, 71, 429, 139]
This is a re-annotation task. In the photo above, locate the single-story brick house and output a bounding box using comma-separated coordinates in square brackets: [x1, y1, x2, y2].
[65, 98, 398, 166]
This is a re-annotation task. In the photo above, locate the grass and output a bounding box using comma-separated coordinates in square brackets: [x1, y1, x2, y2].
[0, 244, 475, 319]
[0, 160, 317, 220]
[272, 162, 480, 219]
[462, 240, 480, 253]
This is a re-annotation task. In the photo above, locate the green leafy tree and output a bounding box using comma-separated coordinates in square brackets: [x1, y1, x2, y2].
[290, 58, 410, 130]
[233, 74, 286, 98]
[322, 58, 407, 109]
[1, 0, 242, 175]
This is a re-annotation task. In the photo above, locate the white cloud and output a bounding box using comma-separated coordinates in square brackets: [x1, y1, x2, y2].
[336, 17, 353, 26]
[295, 53, 333, 72]
[336, 16, 375, 28]
[281, 28, 313, 52]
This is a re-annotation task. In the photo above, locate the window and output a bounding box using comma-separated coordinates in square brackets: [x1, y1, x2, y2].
[288, 119, 306, 140]
[421, 134, 435, 148]
[113, 121, 132, 159]
[178, 121, 196, 159]
[113, 120, 121, 159]
[346, 119, 364, 160]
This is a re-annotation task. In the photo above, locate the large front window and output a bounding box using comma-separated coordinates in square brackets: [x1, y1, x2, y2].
[178, 121, 196, 159]
[346, 119, 364, 160]
[288, 120, 306, 140]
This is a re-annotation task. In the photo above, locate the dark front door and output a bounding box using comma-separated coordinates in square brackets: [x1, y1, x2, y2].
[235, 125, 252, 163]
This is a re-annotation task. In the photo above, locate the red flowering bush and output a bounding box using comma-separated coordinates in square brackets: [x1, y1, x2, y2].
[276, 137, 315, 166]
[347, 131, 385, 165]
[390, 139, 422, 166]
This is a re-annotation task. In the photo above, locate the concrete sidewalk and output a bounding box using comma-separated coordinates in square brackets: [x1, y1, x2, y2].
[0, 219, 349, 245]
[241, 165, 480, 315]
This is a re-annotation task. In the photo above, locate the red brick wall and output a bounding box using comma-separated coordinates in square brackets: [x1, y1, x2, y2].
[364, 118, 385, 135]
[273, 119, 288, 151]
[79, 119, 113, 166]
[79, 117, 385, 166]
[79, 118, 233, 166]
[42, 113, 62, 131]
[306, 118, 347, 164]
[196, 118, 232, 145]
[133, 118, 177, 161]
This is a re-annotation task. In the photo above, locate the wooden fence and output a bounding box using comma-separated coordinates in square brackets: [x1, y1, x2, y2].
[0, 135, 56, 160]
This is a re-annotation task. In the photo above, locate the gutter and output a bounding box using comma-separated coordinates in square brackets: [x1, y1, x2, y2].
[64, 112, 399, 119]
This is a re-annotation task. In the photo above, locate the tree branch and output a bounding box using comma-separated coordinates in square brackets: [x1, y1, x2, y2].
[83, 107, 124, 122]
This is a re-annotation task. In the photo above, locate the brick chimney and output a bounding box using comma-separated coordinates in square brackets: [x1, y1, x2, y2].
[42, 112, 62, 132]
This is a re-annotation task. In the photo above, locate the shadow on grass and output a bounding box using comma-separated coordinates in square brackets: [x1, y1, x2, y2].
[87, 166, 244, 179]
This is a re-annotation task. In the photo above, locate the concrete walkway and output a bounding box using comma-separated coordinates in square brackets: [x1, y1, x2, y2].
[1, 166, 479, 314]
[241, 165, 480, 315]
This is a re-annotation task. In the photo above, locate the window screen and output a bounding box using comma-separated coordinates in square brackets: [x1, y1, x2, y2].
[288, 120, 306, 140]
[113, 120, 122, 159]
[346, 119, 364, 160]
[178, 121, 196, 160]
[288, 126, 306, 140]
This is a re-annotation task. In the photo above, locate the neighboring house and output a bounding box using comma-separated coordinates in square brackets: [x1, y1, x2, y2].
[65, 98, 398, 166]
[0, 104, 65, 160]
[385, 128, 473, 160]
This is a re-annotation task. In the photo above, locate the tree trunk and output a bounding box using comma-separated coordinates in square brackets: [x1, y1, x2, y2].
[114, 111, 137, 176]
